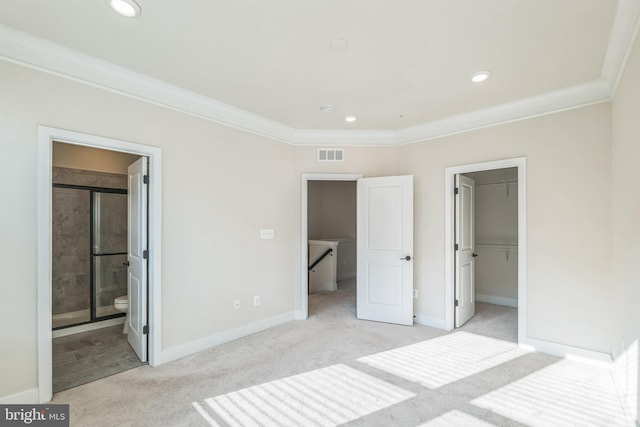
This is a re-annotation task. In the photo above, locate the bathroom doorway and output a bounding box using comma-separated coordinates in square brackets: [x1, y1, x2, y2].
[51, 165, 131, 330]
[37, 126, 162, 403]
[50, 142, 145, 393]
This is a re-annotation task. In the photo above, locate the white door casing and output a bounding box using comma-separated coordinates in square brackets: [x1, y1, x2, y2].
[128, 157, 148, 362]
[357, 175, 414, 326]
[455, 174, 476, 327]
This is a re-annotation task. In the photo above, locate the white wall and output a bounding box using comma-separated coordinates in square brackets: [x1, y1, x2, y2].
[0, 60, 298, 399]
[397, 103, 614, 353]
[611, 23, 640, 421]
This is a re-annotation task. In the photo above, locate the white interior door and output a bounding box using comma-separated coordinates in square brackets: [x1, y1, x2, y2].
[455, 174, 476, 327]
[127, 157, 148, 362]
[357, 175, 413, 325]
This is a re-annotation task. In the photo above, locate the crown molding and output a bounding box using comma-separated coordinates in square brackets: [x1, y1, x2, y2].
[293, 129, 397, 146]
[0, 12, 637, 147]
[601, 0, 640, 94]
[0, 24, 294, 143]
[396, 80, 612, 144]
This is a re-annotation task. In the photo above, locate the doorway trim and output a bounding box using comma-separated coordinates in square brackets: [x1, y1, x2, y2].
[444, 157, 526, 344]
[37, 126, 162, 403]
[297, 173, 362, 320]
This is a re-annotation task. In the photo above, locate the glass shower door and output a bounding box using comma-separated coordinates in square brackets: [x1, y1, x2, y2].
[93, 191, 128, 320]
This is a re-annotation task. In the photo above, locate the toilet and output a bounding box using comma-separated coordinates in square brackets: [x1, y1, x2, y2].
[114, 295, 129, 334]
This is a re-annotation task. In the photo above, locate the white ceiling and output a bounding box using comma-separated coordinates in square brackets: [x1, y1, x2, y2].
[1, 0, 638, 144]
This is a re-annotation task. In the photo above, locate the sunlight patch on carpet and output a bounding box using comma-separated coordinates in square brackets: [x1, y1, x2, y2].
[471, 358, 630, 426]
[357, 331, 529, 388]
[417, 410, 496, 426]
[193, 364, 415, 426]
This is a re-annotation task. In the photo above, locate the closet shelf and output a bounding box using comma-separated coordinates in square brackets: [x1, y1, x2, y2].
[476, 243, 518, 249]
[476, 180, 518, 186]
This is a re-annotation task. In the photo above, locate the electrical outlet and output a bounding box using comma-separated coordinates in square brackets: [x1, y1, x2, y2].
[413, 288, 419, 299]
[233, 299, 240, 310]
[254, 295, 260, 306]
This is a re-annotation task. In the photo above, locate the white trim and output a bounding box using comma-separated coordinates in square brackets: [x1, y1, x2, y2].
[476, 294, 518, 308]
[37, 126, 162, 403]
[444, 158, 527, 345]
[414, 315, 448, 330]
[0, 25, 293, 144]
[294, 129, 397, 146]
[52, 317, 125, 339]
[396, 81, 610, 145]
[602, 0, 640, 94]
[520, 337, 613, 366]
[299, 174, 362, 319]
[160, 311, 295, 364]
[0, 389, 39, 404]
[3, 16, 640, 146]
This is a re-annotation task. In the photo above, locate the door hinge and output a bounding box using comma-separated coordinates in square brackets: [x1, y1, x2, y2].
[143, 249, 149, 259]
[454, 187, 459, 195]
[454, 243, 459, 251]
[143, 175, 149, 184]
[143, 325, 149, 335]
[455, 300, 459, 307]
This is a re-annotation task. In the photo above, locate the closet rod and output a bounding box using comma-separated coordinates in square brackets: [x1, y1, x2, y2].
[476, 243, 518, 248]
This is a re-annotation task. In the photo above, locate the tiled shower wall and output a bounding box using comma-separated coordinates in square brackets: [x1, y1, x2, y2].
[52, 167, 127, 316]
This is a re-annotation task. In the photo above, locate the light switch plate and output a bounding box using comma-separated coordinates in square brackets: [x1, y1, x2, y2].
[260, 229, 275, 239]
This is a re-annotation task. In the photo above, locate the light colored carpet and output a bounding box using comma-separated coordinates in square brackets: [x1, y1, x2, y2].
[52, 279, 630, 426]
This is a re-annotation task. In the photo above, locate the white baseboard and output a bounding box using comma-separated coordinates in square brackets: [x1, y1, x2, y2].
[414, 315, 448, 330]
[476, 293, 518, 308]
[160, 311, 296, 364]
[0, 388, 39, 404]
[294, 309, 306, 320]
[52, 317, 125, 338]
[521, 337, 613, 366]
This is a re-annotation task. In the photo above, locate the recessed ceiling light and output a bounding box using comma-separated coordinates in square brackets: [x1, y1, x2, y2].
[320, 104, 335, 113]
[108, 0, 141, 17]
[345, 115, 358, 123]
[471, 71, 491, 83]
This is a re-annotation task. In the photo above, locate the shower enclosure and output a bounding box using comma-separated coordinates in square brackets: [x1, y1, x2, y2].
[52, 183, 128, 329]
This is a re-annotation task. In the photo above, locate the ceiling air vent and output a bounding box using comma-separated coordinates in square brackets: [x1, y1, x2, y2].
[317, 148, 344, 162]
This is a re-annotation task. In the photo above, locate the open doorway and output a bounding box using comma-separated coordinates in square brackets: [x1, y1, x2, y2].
[299, 174, 361, 320]
[444, 157, 527, 345]
[50, 142, 145, 393]
[455, 167, 519, 342]
[300, 173, 414, 326]
[37, 126, 162, 403]
[306, 180, 357, 316]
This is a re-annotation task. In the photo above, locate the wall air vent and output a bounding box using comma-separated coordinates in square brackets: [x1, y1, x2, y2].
[317, 148, 344, 162]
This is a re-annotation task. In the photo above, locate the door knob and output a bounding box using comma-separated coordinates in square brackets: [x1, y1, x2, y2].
[123, 261, 130, 266]
[472, 253, 478, 258]
[401, 255, 411, 261]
